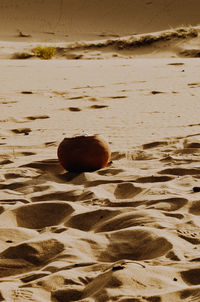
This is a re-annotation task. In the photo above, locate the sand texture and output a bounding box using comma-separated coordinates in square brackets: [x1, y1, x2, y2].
[1, 1, 200, 301]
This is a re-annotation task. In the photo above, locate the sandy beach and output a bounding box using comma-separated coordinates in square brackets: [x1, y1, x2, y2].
[1, 1, 200, 301]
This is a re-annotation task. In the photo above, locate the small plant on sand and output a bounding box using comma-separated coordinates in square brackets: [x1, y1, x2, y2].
[32, 46, 56, 59]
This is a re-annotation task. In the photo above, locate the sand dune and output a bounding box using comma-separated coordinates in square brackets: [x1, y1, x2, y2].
[1, 0, 200, 42]
[1, 1, 200, 301]
[0, 25, 200, 60]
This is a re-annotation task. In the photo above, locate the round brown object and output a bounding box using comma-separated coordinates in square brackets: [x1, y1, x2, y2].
[57, 135, 111, 172]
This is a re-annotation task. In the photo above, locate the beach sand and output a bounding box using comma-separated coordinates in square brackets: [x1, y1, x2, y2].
[1, 1, 200, 301]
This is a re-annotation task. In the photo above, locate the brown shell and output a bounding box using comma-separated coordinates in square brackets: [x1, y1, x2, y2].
[57, 135, 111, 172]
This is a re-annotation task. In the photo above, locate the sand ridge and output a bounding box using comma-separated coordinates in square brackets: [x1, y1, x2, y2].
[1, 26, 200, 59]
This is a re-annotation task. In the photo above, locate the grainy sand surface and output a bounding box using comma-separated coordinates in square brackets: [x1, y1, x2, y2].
[1, 1, 200, 301]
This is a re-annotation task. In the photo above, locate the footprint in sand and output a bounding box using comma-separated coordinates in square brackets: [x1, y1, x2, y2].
[0, 159, 13, 165]
[88, 97, 99, 102]
[147, 197, 188, 211]
[25, 115, 49, 120]
[69, 96, 87, 100]
[21, 158, 61, 172]
[52, 287, 83, 302]
[100, 227, 173, 261]
[135, 175, 173, 183]
[0, 259, 33, 278]
[181, 268, 200, 285]
[188, 83, 200, 88]
[114, 182, 143, 199]
[167, 62, 184, 66]
[20, 151, 36, 156]
[183, 141, 200, 149]
[95, 210, 164, 232]
[89, 105, 108, 109]
[13, 201, 74, 229]
[66, 208, 119, 231]
[68, 107, 82, 112]
[151, 90, 165, 95]
[44, 141, 57, 147]
[189, 200, 200, 215]
[31, 189, 95, 202]
[11, 128, 31, 135]
[0, 100, 17, 104]
[177, 228, 200, 244]
[142, 140, 168, 149]
[21, 91, 33, 94]
[1, 238, 64, 265]
[159, 167, 200, 176]
[108, 95, 127, 99]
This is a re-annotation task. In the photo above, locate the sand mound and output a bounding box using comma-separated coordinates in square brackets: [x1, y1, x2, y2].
[1, 25, 200, 59]
[0, 0, 200, 41]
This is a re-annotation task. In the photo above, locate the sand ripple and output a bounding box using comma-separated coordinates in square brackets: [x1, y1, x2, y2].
[1, 134, 200, 301]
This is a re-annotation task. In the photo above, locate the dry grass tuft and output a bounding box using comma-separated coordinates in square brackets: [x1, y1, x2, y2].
[32, 46, 56, 59]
